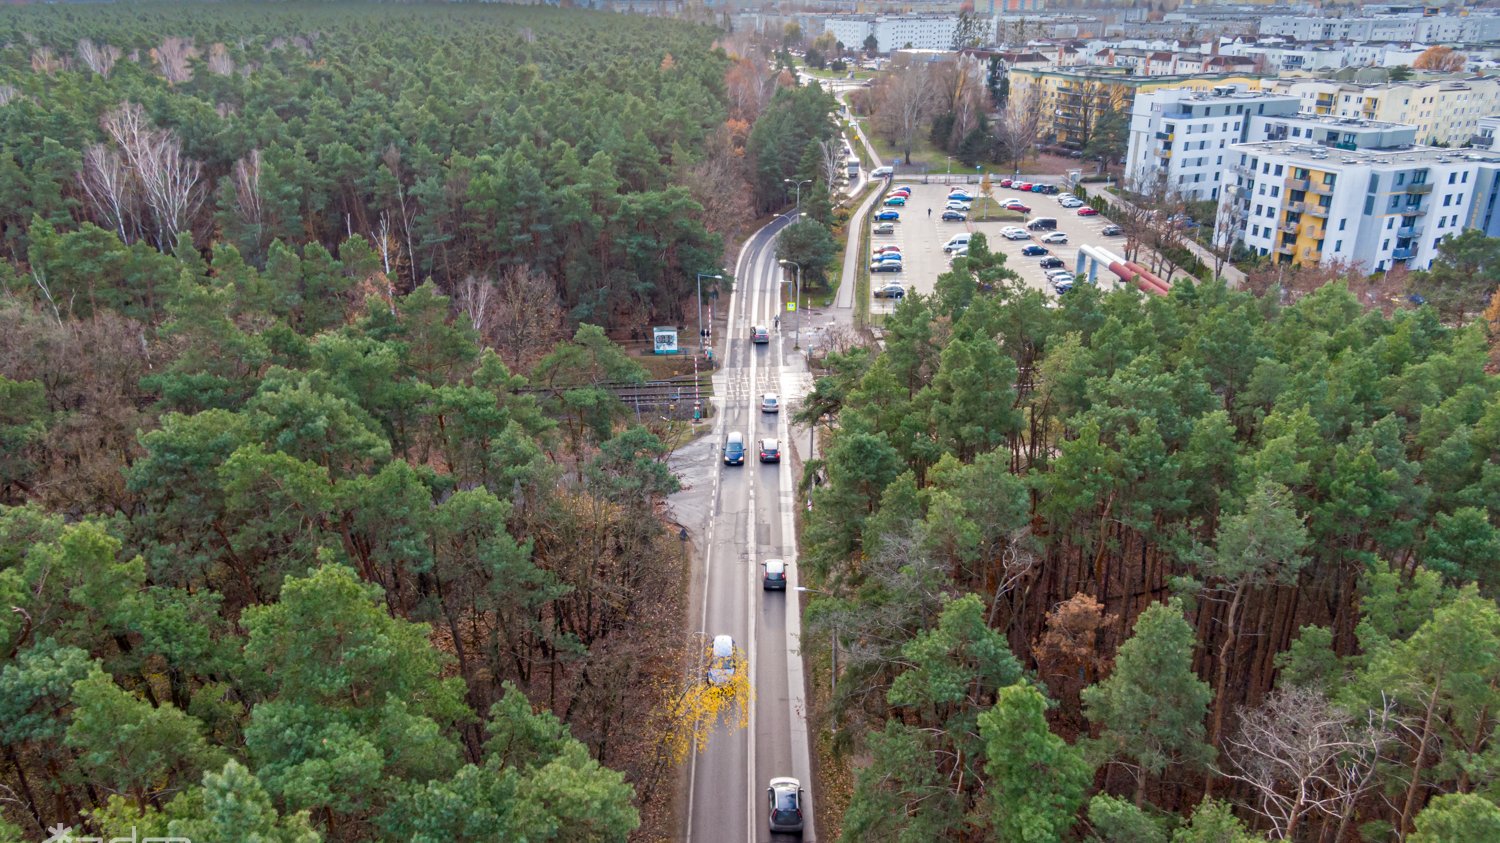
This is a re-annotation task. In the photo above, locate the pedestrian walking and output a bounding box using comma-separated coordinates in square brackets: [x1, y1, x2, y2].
[928, 207, 932, 218]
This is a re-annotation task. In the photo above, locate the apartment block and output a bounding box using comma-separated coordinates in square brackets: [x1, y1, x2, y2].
[1218, 141, 1500, 272]
[1008, 66, 1265, 154]
[1265, 77, 1500, 148]
[821, 15, 959, 54]
[1126, 87, 1300, 202]
[1259, 14, 1500, 44]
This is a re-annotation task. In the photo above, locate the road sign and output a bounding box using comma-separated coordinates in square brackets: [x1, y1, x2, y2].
[785, 301, 796, 312]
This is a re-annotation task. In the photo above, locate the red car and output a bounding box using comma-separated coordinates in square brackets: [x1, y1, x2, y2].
[1010, 204, 1031, 214]
[999, 178, 1013, 188]
[1077, 207, 1099, 216]
[890, 187, 911, 196]
[1015, 182, 1032, 191]
[872, 245, 902, 255]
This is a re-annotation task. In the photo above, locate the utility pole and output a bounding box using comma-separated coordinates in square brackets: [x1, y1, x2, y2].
[778, 259, 802, 349]
[694, 271, 723, 420]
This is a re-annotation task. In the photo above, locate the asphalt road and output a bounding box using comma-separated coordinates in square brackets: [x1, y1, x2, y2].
[685, 210, 816, 843]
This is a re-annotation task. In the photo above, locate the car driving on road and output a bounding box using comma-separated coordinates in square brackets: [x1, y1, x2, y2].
[761, 393, 779, 413]
[762, 558, 787, 589]
[759, 438, 781, 463]
[751, 325, 769, 343]
[767, 778, 805, 834]
[707, 635, 736, 686]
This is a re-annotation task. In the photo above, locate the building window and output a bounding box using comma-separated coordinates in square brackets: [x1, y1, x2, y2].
[1449, 172, 1458, 184]
[1383, 239, 1390, 250]
[1274, 164, 1284, 176]
[1340, 219, 1347, 231]
[1271, 186, 1280, 197]
[1335, 240, 1342, 251]
[1387, 218, 1394, 229]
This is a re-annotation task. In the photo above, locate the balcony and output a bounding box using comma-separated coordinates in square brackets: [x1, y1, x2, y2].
[1311, 182, 1333, 196]
[1163, 110, 1192, 121]
[1286, 201, 1307, 213]
[1397, 225, 1421, 238]
[1286, 178, 1309, 191]
[1278, 221, 1300, 234]
[1158, 149, 1172, 158]
[1401, 205, 1427, 217]
[1472, 133, 1495, 149]
[1276, 243, 1297, 255]
[1306, 203, 1330, 217]
[1392, 247, 1414, 260]
[1406, 182, 1433, 194]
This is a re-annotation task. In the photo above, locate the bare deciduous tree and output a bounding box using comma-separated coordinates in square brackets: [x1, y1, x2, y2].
[818, 138, 847, 189]
[997, 83, 1043, 169]
[79, 144, 140, 245]
[873, 65, 934, 165]
[1221, 687, 1397, 842]
[1209, 180, 1249, 281]
[76, 39, 120, 78]
[489, 265, 564, 372]
[152, 36, 198, 84]
[0, 86, 18, 108]
[228, 148, 265, 250]
[99, 102, 205, 251]
[206, 42, 235, 76]
[30, 47, 63, 76]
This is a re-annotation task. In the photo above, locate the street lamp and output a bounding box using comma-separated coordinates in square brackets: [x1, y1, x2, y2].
[694, 271, 724, 420]
[784, 177, 813, 213]
[796, 586, 838, 696]
[946, 155, 952, 176]
[777, 259, 802, 350]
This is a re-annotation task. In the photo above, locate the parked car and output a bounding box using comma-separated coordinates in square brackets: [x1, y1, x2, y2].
[1005, 230, 1030, 240]
[999, 178, 1014, 188]
[1101, 224, 1124, 236]
[891, 185, 911, 194]
[1039, 256, 1065, 269]
[762, 558, 787, 589]
[872, 251, 903, 263]
[761, 393, 779, 413]
[1030, 183, 1047, 192]
[948, 190, 975, 202]
[1047, 269, 1076, 283]
[871, 260, 903, 272]
[1001, 197, 1026, 208]
[751, 325, 769, 343]
[1051, 277, 1075, 294]
[1020, 245, 1049, 256]
[883, 196, 906, 206]
[873, 222, 896, 235]
[1014, 182, 1032, 191]
[945, 201, 972, 211]
[767, 778, 805, 835]
[1008, 204, 1031, 214]
[1077, 207, 1099, 216]
[1041, 184, 1060, 194]
[1059, 197, 1084, 208]
[759, 439, 781, 464]
[1040, 232, 1069, 244]
[941, 210, 967, 221]
[873, 282, 906, 299]
[948, 247, 969, 259]
[875, 209, 900, 221]
[872, 245, 902, 255]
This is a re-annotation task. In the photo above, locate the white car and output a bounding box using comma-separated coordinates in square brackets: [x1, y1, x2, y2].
[999, 226, 1025, 236]
[871, 166, 894, 177]
[1059, 197, 1084, 208]
[1039, 232, 1069, 244]
[945, 201, 972, 211]
[1004, 230, 1031, 240]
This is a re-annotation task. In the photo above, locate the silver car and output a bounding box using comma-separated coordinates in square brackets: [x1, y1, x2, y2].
[767, 777, 805, 834]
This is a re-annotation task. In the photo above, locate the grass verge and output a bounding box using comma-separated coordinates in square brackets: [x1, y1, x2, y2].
[854, 219, 871, 329]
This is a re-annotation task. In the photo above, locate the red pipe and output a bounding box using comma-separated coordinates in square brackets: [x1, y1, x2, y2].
[1122, 261, 1171, 293]
[1107, 260, 1169, 296]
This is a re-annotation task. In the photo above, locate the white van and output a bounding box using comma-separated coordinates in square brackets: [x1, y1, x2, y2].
[943, 233, 972, 253]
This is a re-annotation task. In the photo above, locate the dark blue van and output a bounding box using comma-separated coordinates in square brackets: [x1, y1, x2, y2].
[723, 431, 745, 465]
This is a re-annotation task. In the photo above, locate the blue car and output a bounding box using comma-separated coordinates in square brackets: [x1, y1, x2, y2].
[884, 195, 907, 206]
[1020, 245, 1049, 256]
[872, 251, 903, 263]
[948, 191, 975, 202]
[875, 209, 901, 221]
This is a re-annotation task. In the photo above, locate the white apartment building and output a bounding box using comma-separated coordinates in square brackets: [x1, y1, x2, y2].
[821, 15, 959, 54]
[1265, 77, 1500, 148]
[1218, 141, 1500, 271]
[1127, 88, 1301, 202]
[1260, 14, 1500, 44]
[1216, 41, 1347, 73]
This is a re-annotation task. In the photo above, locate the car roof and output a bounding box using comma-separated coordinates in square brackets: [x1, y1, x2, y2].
[762, 392, 777, 399]
[713, 634, 733, 652]
[764, 558, 785, 571]
[761, 438, 778, 448]
[769, 777, 800, 789]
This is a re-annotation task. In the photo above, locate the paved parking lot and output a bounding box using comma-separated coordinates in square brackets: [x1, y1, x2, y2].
[869, 182, 1130, 314]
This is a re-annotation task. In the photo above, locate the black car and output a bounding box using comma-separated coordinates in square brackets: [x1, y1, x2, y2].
[873, 283, 906, 299]
[1038, 257, 1065, 269]
[1101, 224, 1124, 236]
[1020, 245, 1049, 257]
[941, 210, 967, 221]
[871, 261, 903, 273]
